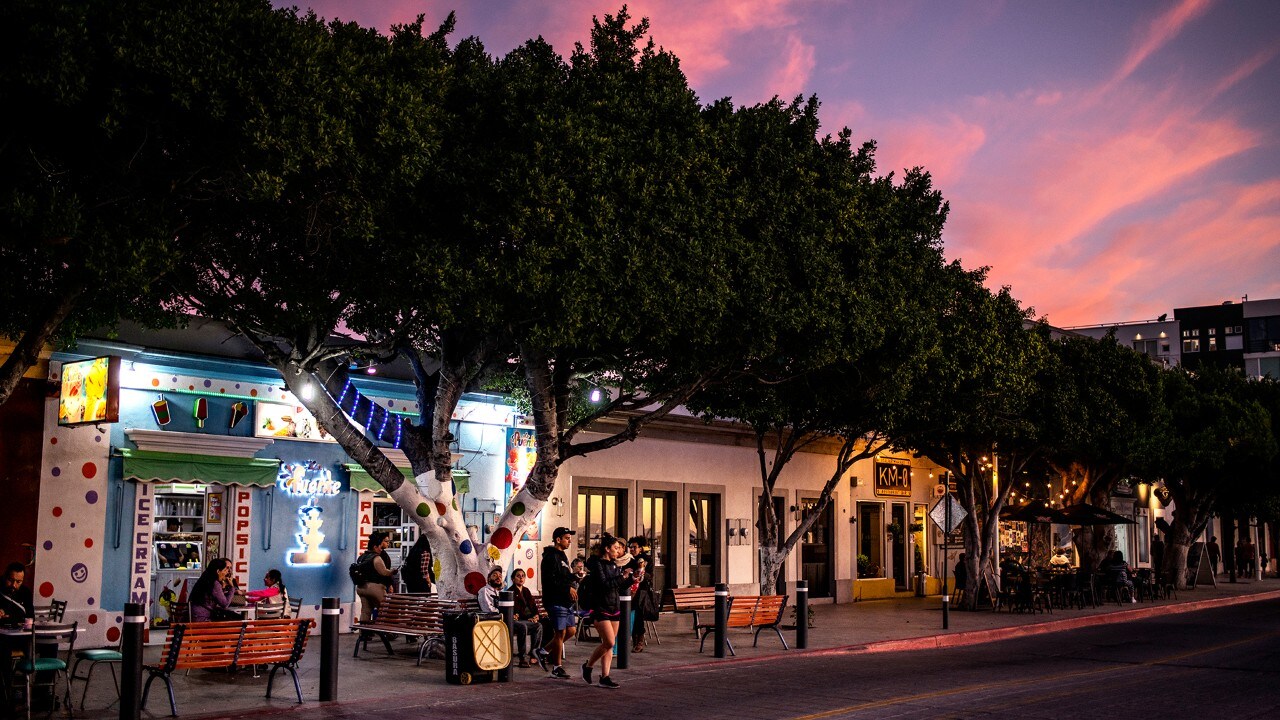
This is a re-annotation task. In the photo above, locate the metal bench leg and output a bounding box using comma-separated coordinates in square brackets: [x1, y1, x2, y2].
[142, 672, 177, 717]
[379, 633, 395, 655]
[266, 665, 279, 698]
[697, 628, 709, 653]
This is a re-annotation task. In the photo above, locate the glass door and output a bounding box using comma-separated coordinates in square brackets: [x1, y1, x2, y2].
[688, 493, 721, 587]
[857, 503, 884, 578]
[800, 497, 833, 598]
[576, 487, 626, 556]
[891, 503, 908, 591]
[641, 491, 675, 596]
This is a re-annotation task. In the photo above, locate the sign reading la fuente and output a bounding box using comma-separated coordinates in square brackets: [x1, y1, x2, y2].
[874, 460, 912, 498]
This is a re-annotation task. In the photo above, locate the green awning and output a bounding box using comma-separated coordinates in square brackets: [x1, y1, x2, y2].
[344, 463, 414, 493]
[121, 448, 280, 487]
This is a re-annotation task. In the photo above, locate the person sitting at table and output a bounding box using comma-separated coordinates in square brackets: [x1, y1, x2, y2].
[189, 558, 236, 622]
[1050, 548, 1071, 567]
[246, 569, 289, 614]
[0, 562, 34, 628]
[1102, 550, 1136, 603]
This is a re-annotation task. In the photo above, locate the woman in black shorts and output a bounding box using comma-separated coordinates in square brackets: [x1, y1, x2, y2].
[580, 534, 637, 689]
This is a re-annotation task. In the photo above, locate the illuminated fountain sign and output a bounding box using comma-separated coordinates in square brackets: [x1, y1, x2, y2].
[279, 461, 338, 566]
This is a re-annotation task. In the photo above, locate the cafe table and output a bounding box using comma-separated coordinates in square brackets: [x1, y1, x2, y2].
[0, 622, 84, 713]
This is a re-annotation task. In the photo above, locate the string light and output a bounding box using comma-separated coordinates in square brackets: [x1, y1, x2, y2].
[378, 407, 390, 440]
[393, 417, 403, 449]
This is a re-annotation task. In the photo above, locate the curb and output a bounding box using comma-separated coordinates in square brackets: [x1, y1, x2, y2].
[661, 586, 1280, 671]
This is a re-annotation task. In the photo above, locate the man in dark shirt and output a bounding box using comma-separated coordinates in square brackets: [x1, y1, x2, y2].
[0, 562, 34, 626]
[539, 527, 577, 679]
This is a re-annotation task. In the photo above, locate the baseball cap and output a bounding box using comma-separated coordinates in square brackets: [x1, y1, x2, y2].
[552, 527, 575, 539]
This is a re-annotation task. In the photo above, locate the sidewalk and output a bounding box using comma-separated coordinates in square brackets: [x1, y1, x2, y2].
[70, 578, 1280, 719]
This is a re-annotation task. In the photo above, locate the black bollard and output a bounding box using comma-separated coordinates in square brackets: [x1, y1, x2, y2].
[942, 583, 950, 630]
[119, 602, 144, 720]
[617, 593, 632, 669]
[320, 597, 340, 701]
[713, 583, 729, 658]
[498, 590, 514, 682]
[796, 581, 809, 649]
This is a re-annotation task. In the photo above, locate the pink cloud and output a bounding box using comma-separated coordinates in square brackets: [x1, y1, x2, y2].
[764, 32, 816, 99]
[1106, 0, 1215, 90]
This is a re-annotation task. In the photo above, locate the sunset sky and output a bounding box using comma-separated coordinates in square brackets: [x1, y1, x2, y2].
[284, 0, 1280, 326]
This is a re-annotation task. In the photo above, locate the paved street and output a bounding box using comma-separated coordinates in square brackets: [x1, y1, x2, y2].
[158, 594, 1279, 720]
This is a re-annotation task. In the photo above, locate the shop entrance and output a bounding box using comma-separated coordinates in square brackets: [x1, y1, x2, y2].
[800, 497, 833, 598]
[688, 493, 721, 587]
[576, 487, 626, 555]
[891, 503, 908, 591]
[641, 490, 675, 596]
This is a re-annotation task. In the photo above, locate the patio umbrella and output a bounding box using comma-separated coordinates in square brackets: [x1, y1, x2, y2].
[999, 500, 1068, 524]
[1057, 503, 1135, 525]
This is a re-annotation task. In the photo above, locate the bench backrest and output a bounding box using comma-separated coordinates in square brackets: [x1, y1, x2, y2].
[752, 595, 787, 626]
[726, 597, 756, 628]
[159, 618, 313, 672]
[372, 594, 467, 634]
[666, 586, 718, 611]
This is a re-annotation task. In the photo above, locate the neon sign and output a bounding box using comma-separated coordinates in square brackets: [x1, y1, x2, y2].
[277, 461, 341, 497]
[280, 461, 337, 567]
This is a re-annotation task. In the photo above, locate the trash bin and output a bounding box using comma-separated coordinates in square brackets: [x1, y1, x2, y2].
[444, 611, 510, 685]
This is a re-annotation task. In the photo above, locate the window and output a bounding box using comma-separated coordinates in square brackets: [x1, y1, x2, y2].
[1161, 342, 1170, 353]
[1191, 329, 1200, 336]
[1225, 326, 1239, 335]
[1183, 338, 1200, 353]
[1208, 328, 1216, 336]
[1208, 337, 1218, 351]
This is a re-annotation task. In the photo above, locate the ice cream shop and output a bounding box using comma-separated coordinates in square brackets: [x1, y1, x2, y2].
[29, 326, 515, 646]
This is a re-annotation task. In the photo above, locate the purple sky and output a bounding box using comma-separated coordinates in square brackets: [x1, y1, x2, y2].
[281, 0, 1280, 326]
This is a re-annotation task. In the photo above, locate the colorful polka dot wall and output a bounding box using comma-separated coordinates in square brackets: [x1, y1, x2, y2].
[39, 361, 119, 648]
[118, 367, 423, 415]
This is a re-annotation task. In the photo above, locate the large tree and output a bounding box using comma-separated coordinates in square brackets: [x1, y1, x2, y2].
[0, 0, 264, 405]
[1149, 367, 1277, 587]
[688, 96, 952, 593]
[893, 271, 1051, 608]
[1037, 332, 1163, 572]
[179, 9, 775, 597]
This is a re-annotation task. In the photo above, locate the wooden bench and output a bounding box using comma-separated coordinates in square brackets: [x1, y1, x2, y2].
[663, 586, 719, 633]
[351, 594, 463, 665]
[693, 594, 789, 655]
[750, 594, 789, 650]
[142, 618, 314, 716]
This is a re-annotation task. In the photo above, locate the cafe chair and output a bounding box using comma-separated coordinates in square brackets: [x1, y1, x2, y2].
[287, 597, 303, 620]
[15, 620, 78, 719]
[33, 600, 67, 624]
[70, 642, 121, 710]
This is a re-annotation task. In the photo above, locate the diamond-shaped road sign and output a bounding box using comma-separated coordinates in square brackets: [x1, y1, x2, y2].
[929, 494, 967, 534]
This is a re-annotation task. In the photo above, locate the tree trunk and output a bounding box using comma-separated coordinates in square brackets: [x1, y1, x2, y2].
[1072, 525, 1117, 573]
[0, 289, 82, 408]
[759, 546, 785, 596]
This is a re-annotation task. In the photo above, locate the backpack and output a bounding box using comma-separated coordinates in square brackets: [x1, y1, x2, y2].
[576, 573, 596, 611]
[348, 551, 375, 585]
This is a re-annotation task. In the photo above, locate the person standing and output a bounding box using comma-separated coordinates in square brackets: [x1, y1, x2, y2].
[539, 527, 577, 679]
[626, 536, 656, 653]
[401, 535, 435, 594]
[354, 531, 395, 623]
[580, 535, 636, 689]
[1151, 535, 1165, 576]
[1207, 536, 1221, 576]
